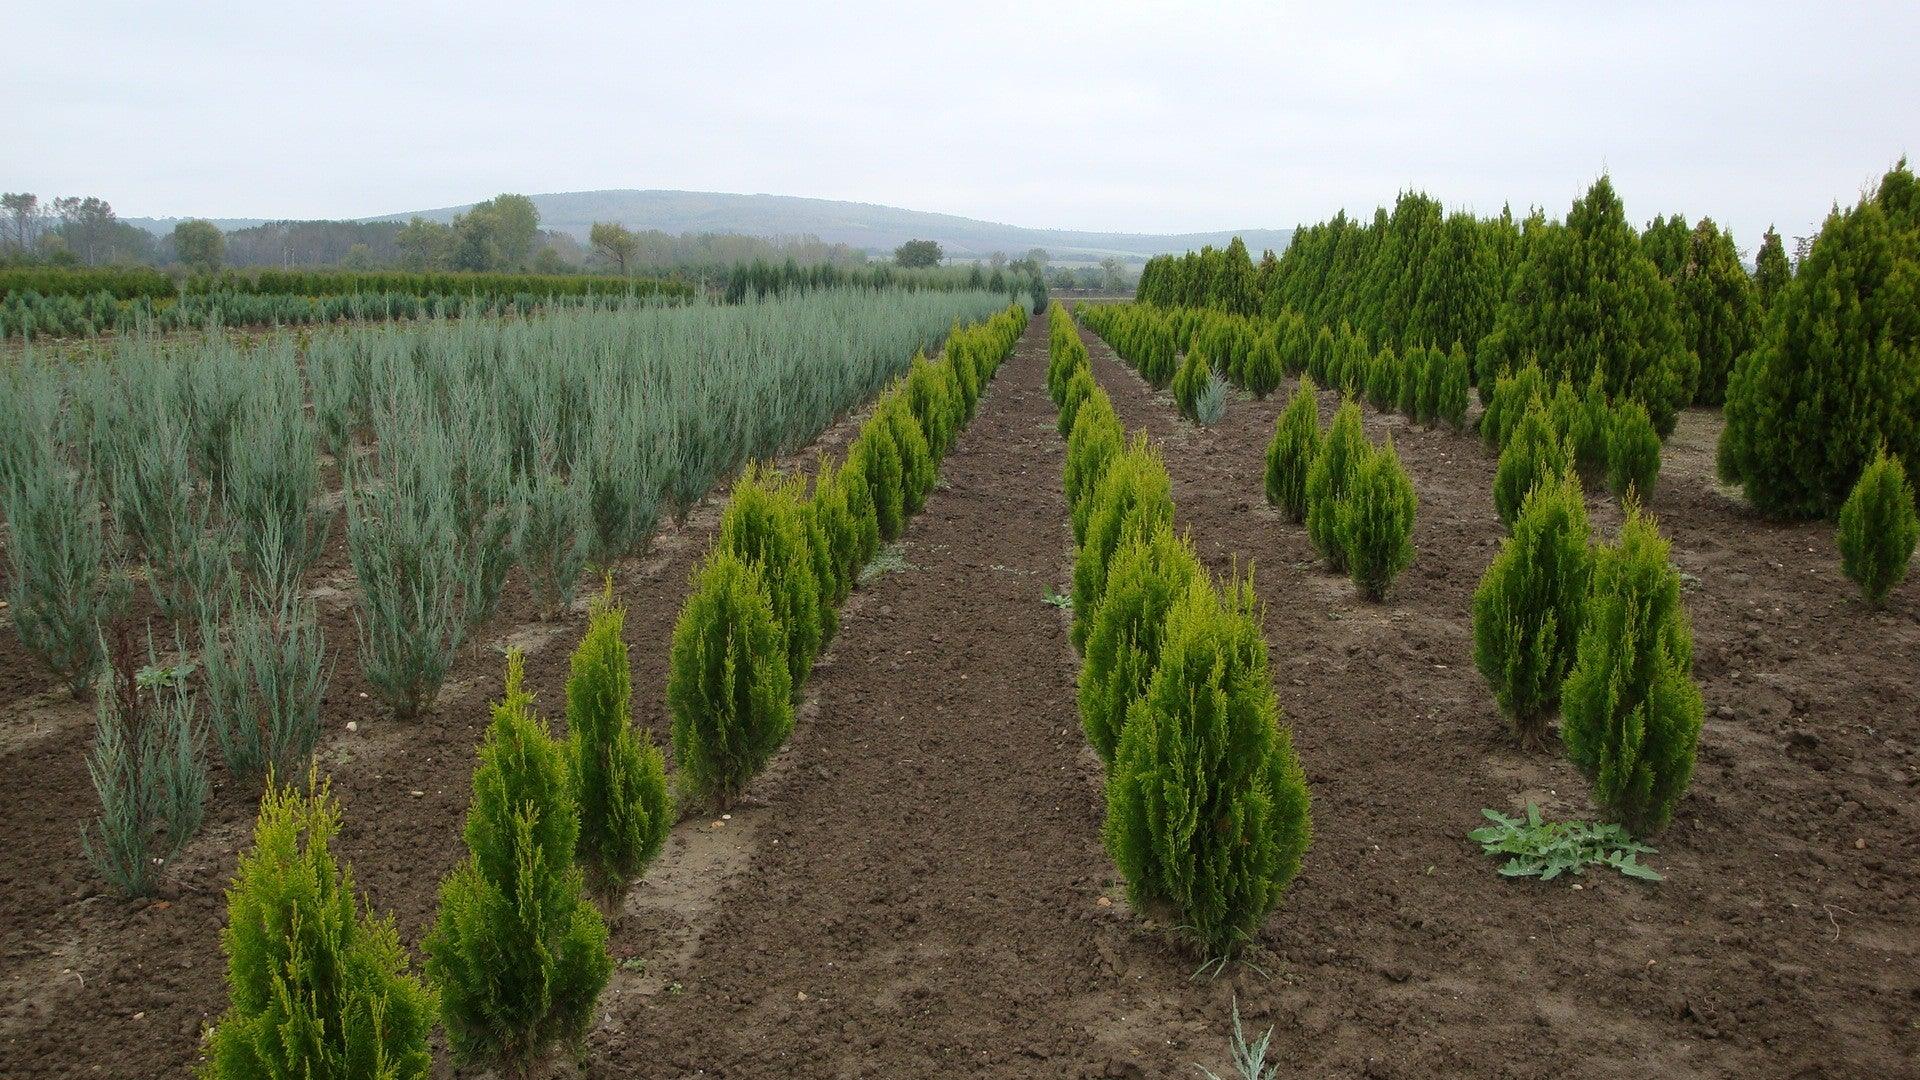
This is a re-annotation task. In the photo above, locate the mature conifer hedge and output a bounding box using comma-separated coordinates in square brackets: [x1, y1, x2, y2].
[1719, 161, 1920, 518]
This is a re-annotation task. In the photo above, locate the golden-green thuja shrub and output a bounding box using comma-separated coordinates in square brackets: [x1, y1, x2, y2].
[426, 652, 610, 1072]
[1172, 345, 1211, 420]
[1305, 397, 1367, 571]
[1104, 573, 1311, 960]
[1480, 361, 1547, 451]
[1072, 437, 1176, 649]
[1493, 397, 1575, 529]
[881, 394, 937, 516]
[1836, 446, 1918, 608]
[1065, 389, 1126, 546]
[1059, 365, 1098, 439]
[1560, 506, 1703, 835]
[1340, 437, 1418, 601]
[718, 464, 826, 693]
[849, 423, 904, 544]
[1606, 399, 1663, 502]
[1472, 471, 1592, 749]
[667, 549, 794, 808]
[206, 772, 434, 1080]
[1264, 377, 1322, 522]
[1077, 523, 1204, 763]
[827, 454, 882, 582]
[905, 353, 957, 460]
[565, 590, 673, 914]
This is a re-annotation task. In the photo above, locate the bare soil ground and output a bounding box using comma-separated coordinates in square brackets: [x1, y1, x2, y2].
[2, 314, 1915, 1078]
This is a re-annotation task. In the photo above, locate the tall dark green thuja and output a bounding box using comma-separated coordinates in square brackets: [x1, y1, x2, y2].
[1472, 471, 1591, 748]
[1104, 573, 1311, 959]
[565, 590, 672, 914]
[1264, 377, 1322, 522]
[1078, 523, 1203, 763]
[667, 549, 793, 808]
[1560, 507, 1703, 835]
[1481, 176, 1695, 434]
[718, 464, 824, 694]
[1752, 226, 1791, 315]
[426, 651, 611, 1072]
[1305, 398, 1367, 570]
[1719, 161, 1920, 518]
[206, 772, 434, 1080]
[1679, 218, 1761, 406]
[1072, 437, 1175, 649]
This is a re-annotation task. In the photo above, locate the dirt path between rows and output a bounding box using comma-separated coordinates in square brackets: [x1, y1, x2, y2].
[1073, 314, 1918, 1079]
[601, 313, 1243, 1078]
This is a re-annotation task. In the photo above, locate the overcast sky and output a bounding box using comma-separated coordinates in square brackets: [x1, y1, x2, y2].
[7, 1, 1915, 250]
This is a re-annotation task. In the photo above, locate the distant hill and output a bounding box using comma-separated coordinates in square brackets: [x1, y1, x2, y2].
[366, 190, 1291, 264]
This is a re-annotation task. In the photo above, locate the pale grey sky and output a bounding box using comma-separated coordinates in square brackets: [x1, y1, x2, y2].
[7, 0, 1915, 249]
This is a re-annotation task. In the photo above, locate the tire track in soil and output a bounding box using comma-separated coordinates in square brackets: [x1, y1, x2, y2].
[1074, 311, 1919, 1080]
[603, 316, 1245, 1079]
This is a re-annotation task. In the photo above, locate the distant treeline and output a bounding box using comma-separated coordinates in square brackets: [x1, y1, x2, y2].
[0, 266, 691, 304]
[721, 259, 1041, 302]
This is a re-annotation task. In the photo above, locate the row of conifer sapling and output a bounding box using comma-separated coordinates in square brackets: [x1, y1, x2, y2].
[1049, 303, 1311, 967]
[1078, 302, 1475, 432]
[191, 304, 1027, 1078]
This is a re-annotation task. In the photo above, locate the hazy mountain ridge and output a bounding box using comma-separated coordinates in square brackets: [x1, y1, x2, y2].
[364, 190, 1292, 262]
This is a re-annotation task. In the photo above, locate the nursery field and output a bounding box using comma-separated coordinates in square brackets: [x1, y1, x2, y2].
[4, 162, 1919, 1080]
[2, 307, 1914, 1078]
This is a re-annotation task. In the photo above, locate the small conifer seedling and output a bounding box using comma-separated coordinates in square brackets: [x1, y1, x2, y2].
[1835, 446, 1917, 609]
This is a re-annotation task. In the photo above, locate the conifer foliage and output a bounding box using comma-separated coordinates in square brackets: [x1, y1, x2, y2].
[1077, 523, 1203, 763]
[566, 588, 673, 913]
[718, 464, 826, 693]
[1073, 437, 1176, 648]
[1493, 397, 1574, 529]
[668, 549, 795, 810]
[1340, 438, 1418, 600]
[426, 651, 611, 1073]
[1836, 447, 1918, 608]
[206, 772, 434, 1080]
[1560, 508, 1703, 836]
[1305, 399, 1367, 570]
[1479, 177, 1695, 435]
[1104, 575, 1311, 959]
[1050, 303, 1312, 957]
[1719, 161, 1920, 518]
[1264, 378, 1323, 522]
[1472, 472, 1591, 748]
